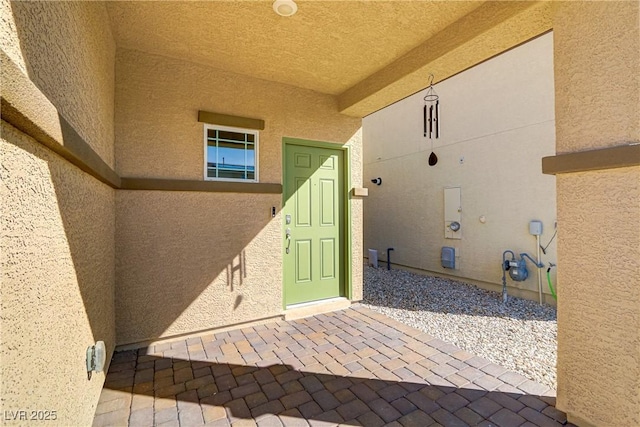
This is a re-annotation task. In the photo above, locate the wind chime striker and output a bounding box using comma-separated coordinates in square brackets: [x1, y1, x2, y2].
[423, 74, 439, 166]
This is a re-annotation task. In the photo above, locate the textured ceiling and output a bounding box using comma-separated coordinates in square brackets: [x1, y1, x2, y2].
[106, 1, 483, 95]
[106, 1, 552, 116]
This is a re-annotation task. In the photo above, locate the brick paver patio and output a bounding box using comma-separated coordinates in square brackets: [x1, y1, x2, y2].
[93, 306, 571, 426]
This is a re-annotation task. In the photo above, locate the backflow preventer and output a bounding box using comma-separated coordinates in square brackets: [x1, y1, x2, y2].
[501, 250, 544, 303]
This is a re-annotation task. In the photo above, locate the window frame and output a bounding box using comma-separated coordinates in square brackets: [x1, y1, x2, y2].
[203, 123, 259, 183]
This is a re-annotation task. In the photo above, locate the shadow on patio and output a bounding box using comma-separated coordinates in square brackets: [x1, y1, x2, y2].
[93, 307, 571, 426]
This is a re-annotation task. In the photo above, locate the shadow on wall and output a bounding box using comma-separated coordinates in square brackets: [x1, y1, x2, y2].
[227, 251, 245, 293]
[114, 135, 360, 346]
[4, 0, 118, 348]
[3, 107, 117, 357]
[8, 0, 363, 348]
[114, 138, 352, 344]
[56, 119, 117, 338]
[229, 251, 246, 310]
[1, 121, 116, 421]
[99, 352, 564, 426]
[9, 1, 116, 163]
[114, 190, 281, 345]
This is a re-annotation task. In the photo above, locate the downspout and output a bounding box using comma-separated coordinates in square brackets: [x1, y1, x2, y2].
[536, 234, 543, 304]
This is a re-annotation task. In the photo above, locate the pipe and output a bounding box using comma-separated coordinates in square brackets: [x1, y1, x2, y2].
[387, 247, 394, 270]
[501, 250, 515, 303]
[520, 253, 544, 268]
[536, 235, 543, 305]
[547, 263, 557, 300]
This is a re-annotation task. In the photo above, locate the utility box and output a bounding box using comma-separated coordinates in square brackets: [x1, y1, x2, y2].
[444, 187, 462, 239]
[529, 220, 543, 236]
[441, 246, 456, 269]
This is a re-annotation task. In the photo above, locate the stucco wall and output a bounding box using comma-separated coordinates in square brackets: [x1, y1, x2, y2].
[1, 122, 116, 425]
[1, 0, 116, 168]
[553, 2, 639, 153]
[115, 49, 362, 345]
[553, 2, 640, 425]
[556, 167, 640, 426]
[363, 33, 557, 302]
[1, 1, 116, 425]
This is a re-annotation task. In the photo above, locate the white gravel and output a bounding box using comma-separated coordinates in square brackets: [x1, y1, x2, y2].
[361, 265, 557, 390]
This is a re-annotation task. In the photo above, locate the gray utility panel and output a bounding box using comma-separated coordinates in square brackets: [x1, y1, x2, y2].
[441, 246, 455, 269]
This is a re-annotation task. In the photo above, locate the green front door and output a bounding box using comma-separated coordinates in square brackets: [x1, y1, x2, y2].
[283, 142, 345, 306]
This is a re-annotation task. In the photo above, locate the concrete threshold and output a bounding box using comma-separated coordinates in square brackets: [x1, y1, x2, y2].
[284, 297, 351, 321]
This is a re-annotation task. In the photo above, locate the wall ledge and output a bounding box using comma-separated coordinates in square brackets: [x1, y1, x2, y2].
[1, 50, 121, 188]
[120, 178, 282, 194]
[2, 51, 282, 195]
[198, 110, 265, 130]
[542, 143, 640, 175]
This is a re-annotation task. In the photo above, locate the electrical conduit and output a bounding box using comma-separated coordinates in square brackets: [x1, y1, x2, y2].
[536, 234, 543, 304]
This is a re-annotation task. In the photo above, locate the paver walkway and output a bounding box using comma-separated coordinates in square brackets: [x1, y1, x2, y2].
[93, 306, 571, 426]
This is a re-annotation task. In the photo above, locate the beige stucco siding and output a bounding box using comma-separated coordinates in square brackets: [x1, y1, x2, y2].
[1, 122, 116, 425]
[115, 49, 363, 345]
[553, 2, 640, 425]
[553, 1, 639, 153]
[350, 137, 364, 302]
[115, 48, 361, 182]
[115, 191, 282, 345]
[363, 33, 557, 302]
[556, 167, 640, 426]
[1, 1, 116, 424]
[0, 0, 24, 74]
[1, 0, 116, 168]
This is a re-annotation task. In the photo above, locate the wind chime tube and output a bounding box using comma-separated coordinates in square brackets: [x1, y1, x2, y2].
[435, 100, 440, 139]
[428, 105, 433, 139]
[423, 105, 427, 137]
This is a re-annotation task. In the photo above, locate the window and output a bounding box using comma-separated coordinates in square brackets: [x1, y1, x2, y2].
[204, 124, 258, 182]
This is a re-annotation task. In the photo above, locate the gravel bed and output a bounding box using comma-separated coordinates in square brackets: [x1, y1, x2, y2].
[361, 266, 557, 390]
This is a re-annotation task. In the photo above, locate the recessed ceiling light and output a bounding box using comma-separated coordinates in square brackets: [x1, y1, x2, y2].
[273, 0, 297, 17]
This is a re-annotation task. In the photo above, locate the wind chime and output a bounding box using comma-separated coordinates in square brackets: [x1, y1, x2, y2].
[423, 74, 439, 166]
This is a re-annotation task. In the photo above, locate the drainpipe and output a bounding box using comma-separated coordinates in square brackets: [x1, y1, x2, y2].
[387, 248, 394, 270]
[536, 234, 543, 304]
